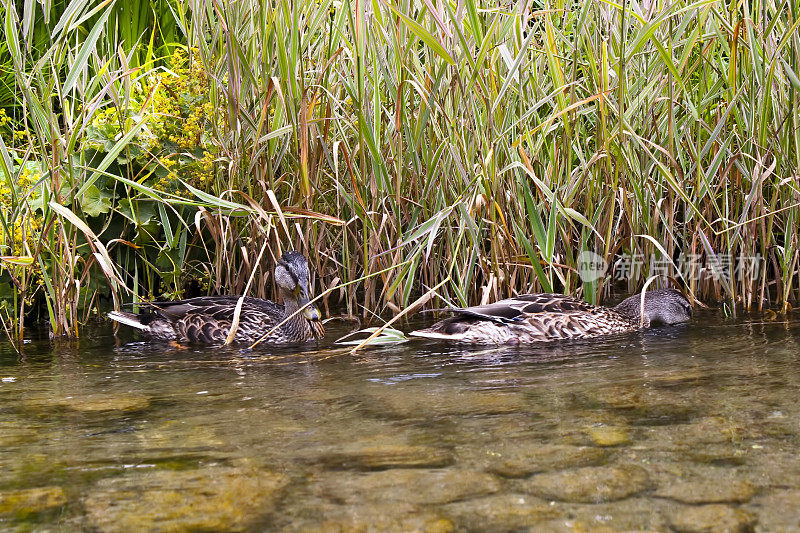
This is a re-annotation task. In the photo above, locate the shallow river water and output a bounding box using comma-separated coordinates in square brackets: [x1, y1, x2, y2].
[1, 311, 800, 531]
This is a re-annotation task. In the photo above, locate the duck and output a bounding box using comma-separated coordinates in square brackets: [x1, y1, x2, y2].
[409, 288, 691, 345]
[108, 250, 324, 345]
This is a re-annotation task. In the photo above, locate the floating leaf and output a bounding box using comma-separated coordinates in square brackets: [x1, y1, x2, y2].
[335, 327, 408, 346]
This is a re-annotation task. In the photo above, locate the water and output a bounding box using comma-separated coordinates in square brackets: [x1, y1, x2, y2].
[1, 311, 799, 531]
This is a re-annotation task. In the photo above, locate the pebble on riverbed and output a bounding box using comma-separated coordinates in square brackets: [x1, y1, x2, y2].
[442, 494, 562, 530]
[581, 384, 699, 424]
[362, 386, 530, 418]
[83, 466, 288, 531]
[642, 416, 748, 449]
[301, 442, 454, 470]
[0, 487, 67, 518]
[746, 489, 800, 531]
[311, 468, 501, 505]
[655, 479, 756, 504]
[281, 501, 455, 533]
[463, 442, 606, 478]
[0, 420, 39, 447]
[522, 464, 651, 503]
[24, 393, 150, 412]
[665, 503, 756, 533]
[585, 425, 631, 446]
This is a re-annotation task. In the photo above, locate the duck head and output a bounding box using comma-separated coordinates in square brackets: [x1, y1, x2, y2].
[614, 288, 692, 327]
[274, 251, 321, 322]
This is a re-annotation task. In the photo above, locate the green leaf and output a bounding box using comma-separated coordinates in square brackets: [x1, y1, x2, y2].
[80, 184, 113, 217]
[335, 327, 408, 346]
[77, 120, 148, 199]
[383, 3, 455, 65]
[491, 28, 535, 113]
[0, 255, 35, 267]
[63, 3, 113, 94]
[117, 198, 157, 226]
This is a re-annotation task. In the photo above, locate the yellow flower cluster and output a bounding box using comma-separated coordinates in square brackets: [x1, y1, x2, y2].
[176, 101, 214, 149]
[17, 167, 38, 190]
[1, 167, 44, 264]
[92, 107, 120, 126]
[0, 108, 32, 148]
[152, 150, 215, 192]
[87, 47, 218, 194]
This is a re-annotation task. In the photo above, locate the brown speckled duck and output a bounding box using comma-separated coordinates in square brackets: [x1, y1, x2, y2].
[410, 288, 691, 345]
[108, 251, 324, 345]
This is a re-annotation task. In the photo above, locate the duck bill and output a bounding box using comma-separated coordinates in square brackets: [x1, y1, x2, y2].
[298, 293, 321, 321]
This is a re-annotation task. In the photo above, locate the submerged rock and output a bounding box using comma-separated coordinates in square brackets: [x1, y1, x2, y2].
[666, 503, 756, 533]
[0, 486, 67, 517]
[0, 420, 39, 447]
[747, 489, 800, 532]
[655, 479, 756, 504]
[303, 443, 454, 470]
[468, 442, 606, 478]
[282, 502, 454, 533]
[585, 426, 631, 447]
[582, 384, 696, 424]
[649, 369, 711, 387]
[84, 466, 288, 532]
[523, 464, 650, 503]
[686, 445, 749, 466]
[744, 449, 800, 487]
[312, 469, 501, 505]
[26, 393, 150, 412]
[135, 418, 225, 450]
[440, 413, 555, 447]
[584, 384, 675, 409]
[442, 494, 561, 530]
[552, 496, 670, 532]
[363, 386, 529, 418]
[643, 416, 746, 450]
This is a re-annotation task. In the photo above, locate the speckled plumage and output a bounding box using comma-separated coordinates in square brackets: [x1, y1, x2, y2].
[410, 289, 691, 345]
[109, 251, 324, 345]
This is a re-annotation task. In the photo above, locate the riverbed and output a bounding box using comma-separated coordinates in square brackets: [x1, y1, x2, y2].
[1, 311, 799, 531]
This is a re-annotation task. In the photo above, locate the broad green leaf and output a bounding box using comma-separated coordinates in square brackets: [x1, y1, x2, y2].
[80, 184, 113, 217]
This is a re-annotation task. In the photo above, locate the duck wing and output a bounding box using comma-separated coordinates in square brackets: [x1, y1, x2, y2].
[443, 293, 594, 324]
[142, 296, 284, 321]
[511, 307, 633, 341]
[133, 296, 284, 343]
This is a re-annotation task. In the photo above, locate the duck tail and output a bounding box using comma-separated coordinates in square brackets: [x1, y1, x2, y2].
[108, 311, 150, 331]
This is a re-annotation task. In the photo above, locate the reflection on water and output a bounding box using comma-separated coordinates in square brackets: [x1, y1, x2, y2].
[1, 312, 799, 531]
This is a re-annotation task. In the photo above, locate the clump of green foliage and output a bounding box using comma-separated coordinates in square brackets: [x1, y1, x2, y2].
[85, 48, 217, 195]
